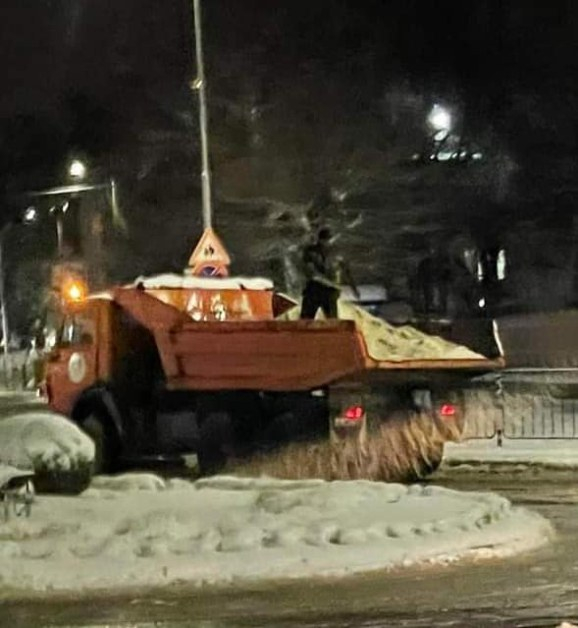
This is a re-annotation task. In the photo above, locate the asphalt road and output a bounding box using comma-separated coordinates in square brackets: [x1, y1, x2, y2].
[1, 395, 578, 627]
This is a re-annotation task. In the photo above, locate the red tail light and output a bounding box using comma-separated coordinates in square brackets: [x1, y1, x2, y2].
[439, 404, 456, 418]
[344, 405, 364, 420]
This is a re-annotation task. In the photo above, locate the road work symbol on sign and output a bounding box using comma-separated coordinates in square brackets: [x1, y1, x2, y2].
[68, 352, 87, 384]
[188, 228, 231, 277]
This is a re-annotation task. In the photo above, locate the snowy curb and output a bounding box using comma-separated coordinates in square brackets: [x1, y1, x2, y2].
[0, 475, 553, 594]
[443, 440, 578, 470]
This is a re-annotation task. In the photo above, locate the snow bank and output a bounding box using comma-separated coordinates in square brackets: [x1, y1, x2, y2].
[444, 439, 578, 468]
[280, 300, 485, 361]
[129, 273, 274, 291]
[0, 474, 552, 594]
[0, 412, 94, 493]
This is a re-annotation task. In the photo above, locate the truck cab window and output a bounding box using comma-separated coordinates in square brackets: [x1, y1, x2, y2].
[59, 314, 94, 346]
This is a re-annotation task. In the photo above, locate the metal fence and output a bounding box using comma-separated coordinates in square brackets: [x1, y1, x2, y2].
[502, 395, 578, 439]
[461, 383, 578, 441]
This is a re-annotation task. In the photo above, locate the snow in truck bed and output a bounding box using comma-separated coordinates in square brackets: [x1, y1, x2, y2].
[281, 300, 487, 362]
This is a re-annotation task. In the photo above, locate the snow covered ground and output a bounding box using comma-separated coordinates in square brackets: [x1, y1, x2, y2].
[0, 474, 552, 594]
[444, 439, 578, 468]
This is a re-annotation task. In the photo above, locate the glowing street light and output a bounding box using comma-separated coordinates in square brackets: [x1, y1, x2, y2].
[68, 160, 87, 180]
[427, 104, 452, 133]
[22, 207, 37, 225]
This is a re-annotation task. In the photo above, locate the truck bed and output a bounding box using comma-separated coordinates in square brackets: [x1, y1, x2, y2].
[114, 288, 503, 391]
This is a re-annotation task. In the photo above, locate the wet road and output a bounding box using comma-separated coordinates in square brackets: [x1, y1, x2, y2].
[3, 467, 578, 628]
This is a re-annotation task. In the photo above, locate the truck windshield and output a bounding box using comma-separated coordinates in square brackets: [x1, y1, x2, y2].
[59, 314, 94, 346]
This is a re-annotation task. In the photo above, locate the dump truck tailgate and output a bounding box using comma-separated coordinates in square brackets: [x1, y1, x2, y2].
[157, 320, 366, 390]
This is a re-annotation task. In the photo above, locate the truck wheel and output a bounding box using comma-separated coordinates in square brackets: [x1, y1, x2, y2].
[197, 411, 233, 475]
[82, 414, 117, 475]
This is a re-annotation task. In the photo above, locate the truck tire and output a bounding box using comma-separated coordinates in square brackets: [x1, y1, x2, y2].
[197, 411, 233, 475]
[82, 414, 117, 475]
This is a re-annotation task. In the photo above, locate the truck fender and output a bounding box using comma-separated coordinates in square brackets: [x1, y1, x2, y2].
[71, 387, 124, 442]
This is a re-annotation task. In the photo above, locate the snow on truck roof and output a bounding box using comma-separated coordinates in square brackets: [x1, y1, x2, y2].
[86, 274, 274, 300]
[129, 273, 274, 291]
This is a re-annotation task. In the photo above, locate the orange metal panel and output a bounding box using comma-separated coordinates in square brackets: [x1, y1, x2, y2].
[112, 288, 192, 331]
[109, 288, 501, 393]
[163, 320, 366, 391]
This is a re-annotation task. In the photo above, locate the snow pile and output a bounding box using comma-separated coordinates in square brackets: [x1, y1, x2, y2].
[129, 273, 274, 291]
[0, 412, 94, 472]
[0, 474, 552, 593]
[280, 300, 485, 362]
[0, 412, 94, 493]
[338, 301, 485, 361]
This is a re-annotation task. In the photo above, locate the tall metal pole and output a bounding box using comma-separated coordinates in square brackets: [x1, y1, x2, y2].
[0, 231, 11, 385]
[193, 0, 213, 230]
[56, 212, 65, 256]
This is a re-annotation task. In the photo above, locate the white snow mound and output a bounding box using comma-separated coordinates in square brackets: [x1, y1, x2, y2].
[0, 474, 553, 593]
[0, 412, 94, 473]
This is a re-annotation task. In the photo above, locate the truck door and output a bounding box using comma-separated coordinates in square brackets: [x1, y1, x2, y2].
[45, 307, 98, 416]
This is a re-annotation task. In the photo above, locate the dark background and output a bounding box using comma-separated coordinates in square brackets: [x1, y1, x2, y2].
[1, 1, 578, 333]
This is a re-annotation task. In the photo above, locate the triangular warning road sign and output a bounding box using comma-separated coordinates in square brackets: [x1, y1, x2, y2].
[188, 228, 231, 276]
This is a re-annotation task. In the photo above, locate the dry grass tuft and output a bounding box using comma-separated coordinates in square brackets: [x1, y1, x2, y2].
[229, 412, 451, 483]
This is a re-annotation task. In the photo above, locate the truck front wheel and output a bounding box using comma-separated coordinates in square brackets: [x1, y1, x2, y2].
[82, 414, 118, 475]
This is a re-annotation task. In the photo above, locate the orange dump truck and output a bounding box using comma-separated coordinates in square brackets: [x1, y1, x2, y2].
[44, 274, 502, 478]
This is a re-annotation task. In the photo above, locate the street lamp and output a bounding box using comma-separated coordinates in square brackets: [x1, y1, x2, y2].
[68, 160, 87, 180]
[427, 104, 452, 133]
[0, 209, 38, 385]
[30, 159, 124, 251]
[22, 207, 37, 225]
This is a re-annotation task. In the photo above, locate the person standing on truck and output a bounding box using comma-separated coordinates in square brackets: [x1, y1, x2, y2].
[300, 227, 359, 319]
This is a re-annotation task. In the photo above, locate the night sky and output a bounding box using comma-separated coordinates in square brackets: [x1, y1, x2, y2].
[2, 1, 578, 328]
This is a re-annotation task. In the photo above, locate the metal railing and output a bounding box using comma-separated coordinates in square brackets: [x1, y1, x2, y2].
[460, 383, 578, 441]
[502, 395, 578, 439]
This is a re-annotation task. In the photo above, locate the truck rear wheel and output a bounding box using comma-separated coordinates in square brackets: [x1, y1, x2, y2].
[197, 411, 233, 475]
[82, 414, 117, 475]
